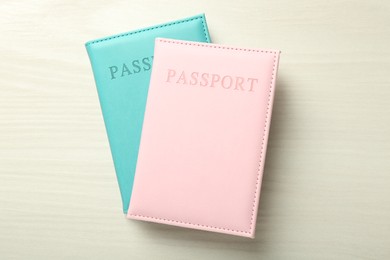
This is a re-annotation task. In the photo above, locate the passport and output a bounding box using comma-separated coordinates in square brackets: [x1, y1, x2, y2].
[85, 15, 211, 213]
[127, 38, 280, 238]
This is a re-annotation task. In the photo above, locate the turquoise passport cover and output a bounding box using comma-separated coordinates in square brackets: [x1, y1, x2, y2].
[85, 14, 211, 213]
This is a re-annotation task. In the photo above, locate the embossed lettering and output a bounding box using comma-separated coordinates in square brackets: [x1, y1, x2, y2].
[234, 77, 244, 91]
[165, 69, 260, 92]
[190, 72, 199, 85]
[132, 60, 141, 73]
[221, 76, 233, 89]
[248, 78, 259, 92]
[177, 71, 187, 84]
[200, 73, 209, 86]
[121, 63, 132, 77]
[142, 57, 152, 71]
[210, 74, 220, 88]
[109, 66, 118, 80]
[108, 55, 154, 80]
[166, 69, 176, 82]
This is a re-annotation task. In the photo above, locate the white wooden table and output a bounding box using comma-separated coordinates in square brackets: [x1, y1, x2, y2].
[1, 1, 389, 259]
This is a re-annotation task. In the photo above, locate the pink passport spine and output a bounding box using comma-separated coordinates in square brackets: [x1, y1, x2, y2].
[128, 38, 280, 238]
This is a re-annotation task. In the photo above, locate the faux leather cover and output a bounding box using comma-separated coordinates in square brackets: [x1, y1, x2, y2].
[85, 15, 211, 213]
[128, 38, 280, 238]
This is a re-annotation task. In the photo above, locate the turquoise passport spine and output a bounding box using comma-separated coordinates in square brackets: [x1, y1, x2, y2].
[85, 14, 211, 213]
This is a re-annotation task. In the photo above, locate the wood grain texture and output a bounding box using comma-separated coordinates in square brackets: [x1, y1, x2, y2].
[0, 0, 389, 259]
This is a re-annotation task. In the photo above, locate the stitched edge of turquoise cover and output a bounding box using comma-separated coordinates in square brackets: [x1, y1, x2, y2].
[85, 14, 211, 213]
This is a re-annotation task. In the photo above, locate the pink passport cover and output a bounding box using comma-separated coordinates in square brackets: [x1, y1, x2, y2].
[127, 38, 280, 238]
